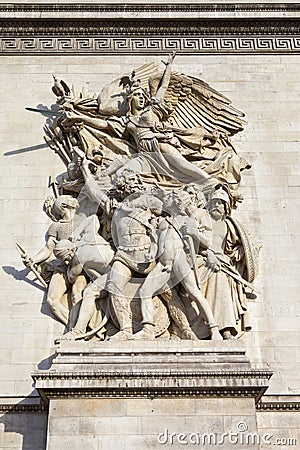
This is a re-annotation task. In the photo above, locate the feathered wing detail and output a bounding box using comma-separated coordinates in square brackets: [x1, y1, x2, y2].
[98, 62, 159, 116]
[163, 72, 246, 136]
[60, 79, 71, 97]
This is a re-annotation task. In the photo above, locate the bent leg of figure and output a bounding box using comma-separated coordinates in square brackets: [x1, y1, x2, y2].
[75, 282, 103, 332]
[106, 261, 133, 340]
[133, 262, 171, 340]
[161, 289, 198, 340]
[76, 244, 114, 281]
[173, 259, 223, 340]
[160, 143, 213, 186]
[68, 274, 87, 330]
[60, 275, 108, 341]
[47, 272, 70, 326]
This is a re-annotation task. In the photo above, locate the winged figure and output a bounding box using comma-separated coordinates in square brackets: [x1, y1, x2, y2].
[43, 54, 250, 198]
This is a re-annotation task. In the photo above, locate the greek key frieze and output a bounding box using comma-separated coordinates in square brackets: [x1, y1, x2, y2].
[1, 36, 300, 54]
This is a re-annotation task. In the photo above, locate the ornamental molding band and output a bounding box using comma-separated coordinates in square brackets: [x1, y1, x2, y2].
[0, 404, 48, 414]
[256, 401, 300, 412]
[0, 4, 299, 13]
[0, 2, 299, 54]
[1, 37, 300, 55]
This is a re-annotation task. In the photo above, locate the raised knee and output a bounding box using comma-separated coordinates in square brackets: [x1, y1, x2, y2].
[47, 296, 59, 310]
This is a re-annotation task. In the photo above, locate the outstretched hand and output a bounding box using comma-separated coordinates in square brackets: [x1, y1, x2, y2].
[64, 110, 82, 122]
[167, 51, 176, 64]
[79, 155, 90, 172]
[22, 255, 34, 268]
[162, 51, 176, 66]
[206, 250, 221, 272]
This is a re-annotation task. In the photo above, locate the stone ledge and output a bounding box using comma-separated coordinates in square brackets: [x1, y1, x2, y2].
[32, 341, 272, 404]
[0, 3, 299, 20]
[257, 395, 300, 411]
[50, 340, 252, 371]
[0, 396, 48, 414]
[0, 3, 299, 55]
[0, 403, 48, 414]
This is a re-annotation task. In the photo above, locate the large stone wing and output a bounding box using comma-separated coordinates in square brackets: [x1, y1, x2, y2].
[162, 72, 247, 136]
[98, 62, 159, 116]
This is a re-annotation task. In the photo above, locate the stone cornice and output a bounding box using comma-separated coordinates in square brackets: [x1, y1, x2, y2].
[32, 369, 272, 404]
[0, 2, 299, 54]
[33, 369, 273, 379]
[1, 400, 299, 413]
[0, 3, 299, 16]
[1, 20, 299, 37]
[33, 388, 270, 402]
[32, 342, 272, 404]
[257, 401, 300, 412]
[0, 403, 48, 414]
[33, 370, 272, 404]
[1, 399, 299, 413]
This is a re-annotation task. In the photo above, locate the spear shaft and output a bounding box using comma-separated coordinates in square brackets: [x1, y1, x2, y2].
[16, 243, 48, 289]
[219, 263, 260, 295]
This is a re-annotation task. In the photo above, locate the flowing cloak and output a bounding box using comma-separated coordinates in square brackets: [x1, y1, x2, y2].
[73, 101, 250, 189]
[174, 127, 251, 188]
[196, 216, 257, 335]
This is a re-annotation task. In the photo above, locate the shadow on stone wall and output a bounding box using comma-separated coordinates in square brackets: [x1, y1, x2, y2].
[0, 395, 48, 450]
[3, 266, 45, 293]
[38, 353, 56, 371]
[2, 266, 69, 330]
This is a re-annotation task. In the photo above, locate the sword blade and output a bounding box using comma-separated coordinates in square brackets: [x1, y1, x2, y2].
[25, 107, 66, 118]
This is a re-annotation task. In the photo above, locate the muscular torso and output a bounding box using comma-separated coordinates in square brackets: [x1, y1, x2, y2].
[112, 193, 162, 250]
[113, 211, 151, 250]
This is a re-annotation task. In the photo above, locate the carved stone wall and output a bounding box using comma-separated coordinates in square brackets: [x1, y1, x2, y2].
[0, 2, 299, 449]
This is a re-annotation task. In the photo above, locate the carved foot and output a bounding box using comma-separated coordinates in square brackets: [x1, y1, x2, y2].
[210, 329, 223, 341]
[182, 329, 198, 340]
[208, 323, 223, 341]
[108, 329, 133, 341]
[132, 323, 155, 340]
[222, 330, 236, 340]
[55, 328, 84, 344]
[169, 333, 181, 341]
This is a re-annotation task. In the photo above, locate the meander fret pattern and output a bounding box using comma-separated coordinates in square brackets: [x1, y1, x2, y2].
[1, 36, 300, 54]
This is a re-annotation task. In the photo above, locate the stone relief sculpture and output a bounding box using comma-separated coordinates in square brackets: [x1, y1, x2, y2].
[20, 54, 259, 342]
